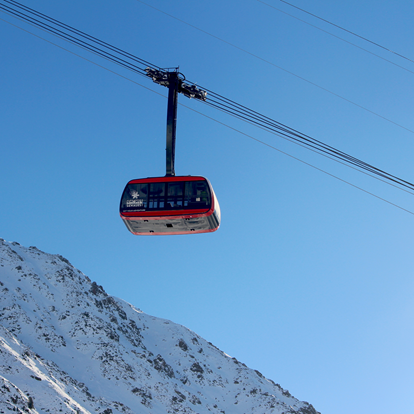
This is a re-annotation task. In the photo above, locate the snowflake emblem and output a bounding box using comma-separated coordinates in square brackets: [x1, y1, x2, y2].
[131, 190, 140, 199]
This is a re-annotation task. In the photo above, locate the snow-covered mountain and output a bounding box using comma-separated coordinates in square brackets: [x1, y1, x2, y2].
[0, 238, 319, 414]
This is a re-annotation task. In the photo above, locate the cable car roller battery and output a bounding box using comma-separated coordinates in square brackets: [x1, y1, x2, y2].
[120, 69, 221, 235]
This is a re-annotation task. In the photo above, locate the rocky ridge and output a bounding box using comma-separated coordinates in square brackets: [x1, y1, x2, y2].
[0, 238, 319, 414]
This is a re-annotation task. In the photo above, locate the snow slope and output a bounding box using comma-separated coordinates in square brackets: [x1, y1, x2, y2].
[0, 238, 319, 414]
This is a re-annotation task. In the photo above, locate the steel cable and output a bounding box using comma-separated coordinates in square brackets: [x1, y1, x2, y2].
[2, 0, 414, 193]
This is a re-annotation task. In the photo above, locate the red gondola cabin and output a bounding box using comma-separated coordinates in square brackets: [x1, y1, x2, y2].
[120, 176, 220, 235]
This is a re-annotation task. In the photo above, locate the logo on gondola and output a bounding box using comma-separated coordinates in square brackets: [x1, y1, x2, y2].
[126, 190, 144, 208]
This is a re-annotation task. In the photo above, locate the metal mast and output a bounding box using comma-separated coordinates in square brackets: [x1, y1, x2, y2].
[165, 71, 179, 176]
[145, 68, 207, 177]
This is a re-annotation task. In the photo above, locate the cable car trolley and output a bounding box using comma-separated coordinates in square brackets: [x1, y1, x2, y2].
[120, 175, 220, 235]
[120, 69, 221, 235]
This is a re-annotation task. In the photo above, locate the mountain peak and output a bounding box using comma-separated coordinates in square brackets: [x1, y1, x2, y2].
[0, 238, 320, 414]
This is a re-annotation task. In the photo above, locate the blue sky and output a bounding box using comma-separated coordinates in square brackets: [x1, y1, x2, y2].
[1, 1, 414, 413]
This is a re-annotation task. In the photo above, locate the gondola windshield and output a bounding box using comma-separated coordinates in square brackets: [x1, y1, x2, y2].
[120, 180, 211, 213]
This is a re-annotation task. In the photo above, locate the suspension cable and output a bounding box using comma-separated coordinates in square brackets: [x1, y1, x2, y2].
[1, 0, 414, 194]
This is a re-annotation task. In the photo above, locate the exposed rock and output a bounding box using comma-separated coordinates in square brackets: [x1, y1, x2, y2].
[0, 239, 320, 414]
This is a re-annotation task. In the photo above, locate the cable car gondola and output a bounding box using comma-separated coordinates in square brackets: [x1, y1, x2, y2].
[120, 175, 220, 235]
[120, 69, 220, 236]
